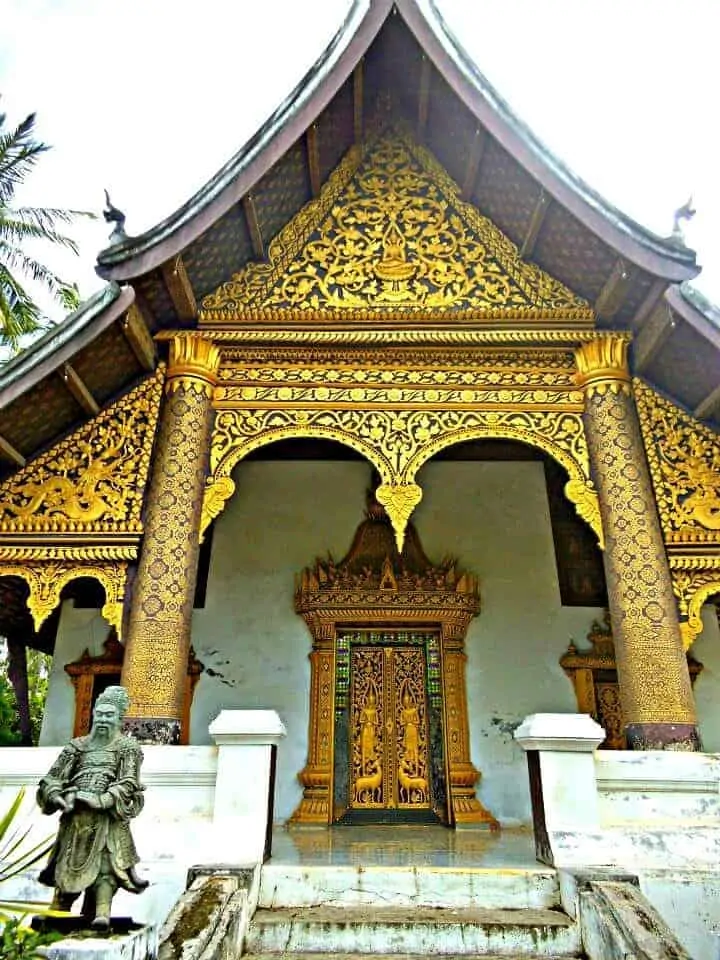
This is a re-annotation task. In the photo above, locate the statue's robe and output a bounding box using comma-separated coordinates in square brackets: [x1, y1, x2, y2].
[37, 734, 145, 895]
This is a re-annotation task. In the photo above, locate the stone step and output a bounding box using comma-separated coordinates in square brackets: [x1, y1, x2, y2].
[258, 864, 560, 910]
[245, 905, 582, 957]
[248, 955, 582, 960]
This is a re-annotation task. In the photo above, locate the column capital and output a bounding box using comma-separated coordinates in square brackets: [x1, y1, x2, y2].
[574, 336, 631, 394]
[166, 334, 221, 394]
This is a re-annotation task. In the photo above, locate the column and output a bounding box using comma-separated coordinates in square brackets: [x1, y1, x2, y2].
[442, 625, 498, 827]
[121, 335, 220, 743]
[291, 619, 335, 824]
[575, 336, 699, 750]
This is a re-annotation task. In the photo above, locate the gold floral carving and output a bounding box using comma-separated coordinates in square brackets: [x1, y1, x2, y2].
[575, 336, 631, 394]
[165, 334, 221, 395]
[0, 561, 127, 635]
[201, 133, 590, 321]
[636, 379, 720, 545]
[670, 559, 720, 649]
[0, 370, 164, 535]
[203, 406, 601, 547]
[376, 483, 422, 551]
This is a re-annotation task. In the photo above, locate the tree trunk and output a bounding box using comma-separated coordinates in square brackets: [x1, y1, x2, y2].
[7, 637, 32, 745]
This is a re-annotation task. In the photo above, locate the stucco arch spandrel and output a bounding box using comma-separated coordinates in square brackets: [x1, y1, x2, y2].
[202, 409, 395, 536]
[671, 566, 720, 650]
[403, 410, 603, 548]
[0, 562, 127, 638]
[202, 406, 602, 550]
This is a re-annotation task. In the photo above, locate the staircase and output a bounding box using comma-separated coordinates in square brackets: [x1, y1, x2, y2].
[243, 861, 584, 958]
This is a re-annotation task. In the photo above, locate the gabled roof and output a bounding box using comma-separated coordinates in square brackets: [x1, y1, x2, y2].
[0, 0, 717, 482]
[96, 0, 697, 288]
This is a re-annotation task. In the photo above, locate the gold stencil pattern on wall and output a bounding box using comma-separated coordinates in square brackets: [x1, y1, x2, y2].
[636, 379, 720, 544]
[201, 133, 589, 318]
[0, 370, 164, 534]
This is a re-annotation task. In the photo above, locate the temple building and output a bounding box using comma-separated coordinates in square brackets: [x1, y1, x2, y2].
[2, 5, 720, 952]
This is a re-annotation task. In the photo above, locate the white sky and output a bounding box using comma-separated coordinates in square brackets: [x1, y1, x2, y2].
[1, 0, 718, 323]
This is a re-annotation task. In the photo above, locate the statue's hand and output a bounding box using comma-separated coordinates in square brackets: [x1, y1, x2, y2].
[55, 793, 74, 813]
[75, 790, 101, 810]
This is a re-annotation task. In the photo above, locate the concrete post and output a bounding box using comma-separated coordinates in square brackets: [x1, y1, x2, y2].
[514, 713, 605, 865]
[209, 709, 287, 863]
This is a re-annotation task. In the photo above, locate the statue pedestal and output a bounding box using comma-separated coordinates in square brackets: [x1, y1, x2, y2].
[209, 709, 287, 863]
[33, 921, 157, 960]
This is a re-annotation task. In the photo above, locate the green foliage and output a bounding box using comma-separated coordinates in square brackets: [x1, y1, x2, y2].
[0, 675, 20, 746]
[0, 789, 56, 923]
[0, 916, 61, 960]
[0, 642, 50, 746]
[25, 651, 49, 746]
[0, 109, 93, 351]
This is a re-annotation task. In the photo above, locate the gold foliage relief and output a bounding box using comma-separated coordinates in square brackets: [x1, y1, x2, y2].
[203, 406, 601, 545]
[351, 645, 430, 810]
[0, 371, 164, 534]
[0, 561, 127, 635]
[202, 134, 589, 318]
[636, 379, 720, 544]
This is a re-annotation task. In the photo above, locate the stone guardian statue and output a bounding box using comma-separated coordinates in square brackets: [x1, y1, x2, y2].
[36, 685, 148, 929]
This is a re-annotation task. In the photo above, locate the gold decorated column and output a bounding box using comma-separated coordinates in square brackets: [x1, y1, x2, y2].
[122, 335, 220, 743]
[575, 336, 699, 750]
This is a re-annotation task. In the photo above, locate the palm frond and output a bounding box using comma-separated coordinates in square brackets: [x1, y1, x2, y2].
[0, 113, 48, 204]
[0, 215, 81, 254]
[0, 244, 80, 303]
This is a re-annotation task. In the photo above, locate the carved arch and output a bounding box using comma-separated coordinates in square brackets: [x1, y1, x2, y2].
[0, 562, 127, 638]
[671, 566, 720, 649]
[407, 420, 602, 548]
[203, 407, 602, 550]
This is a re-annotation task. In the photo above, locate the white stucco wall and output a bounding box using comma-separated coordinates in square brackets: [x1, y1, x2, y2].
[42, 458, 720, 825]
[190, 459, 603, 825]
[39, 604, 111, 746]
[689, 604, 720, 752]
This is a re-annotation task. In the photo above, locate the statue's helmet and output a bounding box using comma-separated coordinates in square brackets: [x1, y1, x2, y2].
[95, 685, 130, 719]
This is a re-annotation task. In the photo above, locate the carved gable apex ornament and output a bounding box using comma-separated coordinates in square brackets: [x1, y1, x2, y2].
[635, 378, 720, 545]
[201, 132, 590, 322]
[0, 369, 164, 539]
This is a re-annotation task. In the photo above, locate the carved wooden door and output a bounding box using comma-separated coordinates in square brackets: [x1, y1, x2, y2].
[332, 630, 448, 824]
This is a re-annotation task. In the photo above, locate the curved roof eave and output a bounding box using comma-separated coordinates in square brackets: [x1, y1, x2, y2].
[97, 0, 698, 285]
[666, 283, 720, 348]
[97, 0, 391, 281]
[0, 283, 133, 408]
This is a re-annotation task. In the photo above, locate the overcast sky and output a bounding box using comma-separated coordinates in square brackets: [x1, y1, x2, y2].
[1, 0, 717, 323]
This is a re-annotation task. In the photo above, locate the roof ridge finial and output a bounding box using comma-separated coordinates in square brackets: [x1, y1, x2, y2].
[671, 196, 696, 245]
[103, 189, 128, 245]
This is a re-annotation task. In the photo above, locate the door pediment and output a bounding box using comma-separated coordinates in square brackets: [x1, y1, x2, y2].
[201, 132, 591, 324]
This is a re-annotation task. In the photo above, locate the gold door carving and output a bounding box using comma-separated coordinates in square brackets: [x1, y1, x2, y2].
[351, 645, 430, 812]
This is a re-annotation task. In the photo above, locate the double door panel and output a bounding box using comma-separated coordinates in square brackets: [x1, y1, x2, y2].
[350, 644, 431, 812]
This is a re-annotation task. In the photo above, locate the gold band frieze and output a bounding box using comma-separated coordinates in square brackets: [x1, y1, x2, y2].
[0, 545, 137, 562]
[197, 328, 602, 347]
[215, 385, 584, 408]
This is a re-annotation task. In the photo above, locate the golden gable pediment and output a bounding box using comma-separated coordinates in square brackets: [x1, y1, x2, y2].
[201, 133, 591, 323]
